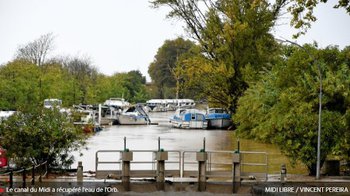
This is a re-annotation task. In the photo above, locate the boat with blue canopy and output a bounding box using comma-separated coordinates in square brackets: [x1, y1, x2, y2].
[206, 108, 232, 129]
[170, 109, 207, 129]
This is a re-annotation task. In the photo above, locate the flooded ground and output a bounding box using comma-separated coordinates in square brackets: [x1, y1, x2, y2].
[72, 111, 307, 175]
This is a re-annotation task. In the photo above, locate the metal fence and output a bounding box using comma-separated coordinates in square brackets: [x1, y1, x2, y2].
[95, 150, 181, 179]
[0, 161, 47, 188]
[96, 149, 268, 181]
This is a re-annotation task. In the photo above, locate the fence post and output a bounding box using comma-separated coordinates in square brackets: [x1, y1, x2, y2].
[77, 161, 83, 182]
[9, 169, 13, 188]
[31, 165, 35, 186]
[121, 150, 132, 191]
[232, 152, 241, 193]
[196, 138, 207, 191]
[281, 164, 287, 184]
[22, 167, 26, 188]
[156, 137, 168, 191]
[121, 137, 132, 191]
[45, 161, 48, 179]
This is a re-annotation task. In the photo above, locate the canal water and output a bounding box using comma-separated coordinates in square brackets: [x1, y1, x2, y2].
[72, 111, 307, 175]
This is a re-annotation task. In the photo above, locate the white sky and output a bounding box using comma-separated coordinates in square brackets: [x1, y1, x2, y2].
[0, 0, 349, 82]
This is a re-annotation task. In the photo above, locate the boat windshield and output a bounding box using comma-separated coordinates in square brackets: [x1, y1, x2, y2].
[209, 108, 227, 114]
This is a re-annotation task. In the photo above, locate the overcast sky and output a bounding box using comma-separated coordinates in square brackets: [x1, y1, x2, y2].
[1, 0, 349, 81]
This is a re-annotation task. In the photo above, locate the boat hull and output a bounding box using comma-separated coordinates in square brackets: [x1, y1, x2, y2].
[207, 118, 232, 129]
[171, 120, 208, 129]
[118, 115, 149, 125]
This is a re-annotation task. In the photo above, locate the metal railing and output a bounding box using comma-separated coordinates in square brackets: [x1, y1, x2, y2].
[0, 161, 48, 188]
[96, 149, 268, 181]
[181, 150, 268, 180]
[95, 150, 181, 179]
[240, 151, 268, 180]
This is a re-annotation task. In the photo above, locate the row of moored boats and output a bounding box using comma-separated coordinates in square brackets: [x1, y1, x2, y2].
[1, 98, 233, 131]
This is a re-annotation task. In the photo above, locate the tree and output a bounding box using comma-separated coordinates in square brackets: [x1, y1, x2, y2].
[234, 44, 350, 175]
[151, 0, 280, 111]
[0, 60, 41, 110]
[123, 70, 149, 102]
[63, 56, 98, 104]
[148, 38, 197, 98]
[16, 33, 54, 67]
[0, 106, 86, 168]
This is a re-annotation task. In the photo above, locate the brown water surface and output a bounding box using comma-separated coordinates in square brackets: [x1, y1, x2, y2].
[72, 111, 307, 174]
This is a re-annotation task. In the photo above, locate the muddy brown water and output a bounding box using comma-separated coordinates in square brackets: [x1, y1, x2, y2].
[72, 111, 307, 175]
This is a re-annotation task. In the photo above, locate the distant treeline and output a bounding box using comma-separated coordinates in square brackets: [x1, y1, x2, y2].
[0, 58, 149, 110]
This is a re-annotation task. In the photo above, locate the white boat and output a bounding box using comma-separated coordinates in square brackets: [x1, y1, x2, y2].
[175, 99, 196, 109]
[146, 99, 167, 112]
[170, 108, 207, 129]
[103, 98, 131, 125]
[104, 98, 130, 110]
[206, 108, 232, 129]
[72, 106, 102, 133]
[146, 99, 195, 112]
[117, 105, 150, 125]
[43, 98, 70, 113]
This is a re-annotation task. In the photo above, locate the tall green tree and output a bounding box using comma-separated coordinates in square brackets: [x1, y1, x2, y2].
[151, 0, 280, 111]
[63, 56, 98, 104]
[149, 37, 197, 98]
[0, 60, 41, 109]
[234, 44, 350, 175]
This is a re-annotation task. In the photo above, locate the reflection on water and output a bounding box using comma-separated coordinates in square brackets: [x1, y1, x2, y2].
[72, 111, 307, 174]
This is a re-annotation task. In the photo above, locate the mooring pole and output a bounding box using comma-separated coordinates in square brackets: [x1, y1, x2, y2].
[203, 137, 206, 152]
[158, 137, 160, 152]
[98, 104, 102, 125]
[124, 137, 126, 151]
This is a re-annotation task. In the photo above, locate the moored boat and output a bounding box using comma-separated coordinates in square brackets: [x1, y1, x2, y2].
[104, 98, 130, 112]
[175, 99, 196, 109]
[146, 99, 195, 112]
[146, 99, 167, 112]
[206, 108, 232, 129]
[170, 108, 207, 129]
[72, 106, 102, 133]
[117, 104, 151, 125]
